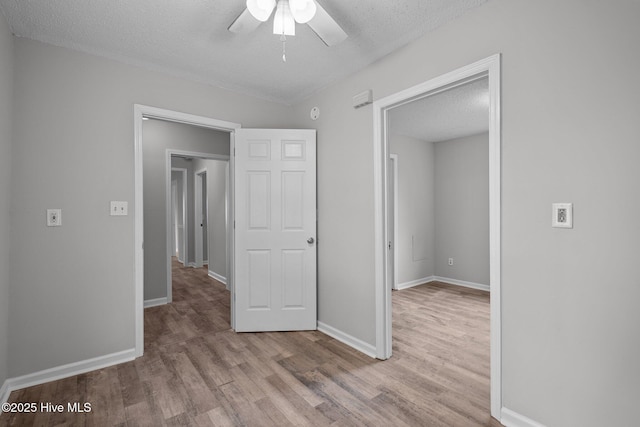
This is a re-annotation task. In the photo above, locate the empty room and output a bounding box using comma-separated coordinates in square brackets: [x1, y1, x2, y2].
[1, 1, 639, 426]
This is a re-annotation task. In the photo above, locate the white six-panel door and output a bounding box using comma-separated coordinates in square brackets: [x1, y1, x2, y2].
[234, 129, 317, 332]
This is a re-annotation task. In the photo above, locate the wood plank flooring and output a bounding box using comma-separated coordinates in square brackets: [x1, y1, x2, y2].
[2, 260, 500, 426]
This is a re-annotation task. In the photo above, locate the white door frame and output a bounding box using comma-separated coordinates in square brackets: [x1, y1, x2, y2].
[171, 167, 188, 265]
[389, 154, 399, 290]
[372, 54, 502, 418]
[134, 104, 240, 357]
[194, 167, 208, 268]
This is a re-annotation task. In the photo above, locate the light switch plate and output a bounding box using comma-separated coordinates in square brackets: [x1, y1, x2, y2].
[552, 203, 573, 228]
[47, 209, 62, 227]
[110, 201, 128, 216]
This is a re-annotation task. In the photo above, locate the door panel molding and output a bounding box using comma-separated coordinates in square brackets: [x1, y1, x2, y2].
[234, 129, 317, 332]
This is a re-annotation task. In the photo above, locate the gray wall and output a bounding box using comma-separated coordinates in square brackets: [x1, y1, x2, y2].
[434, 133, 489, 284]
[390, 132, 489, 288]
[291, 0, 640, 425]
[0, 12, 13, 389]
[389, 134, 435, 285]
[143, 119, 229, 301]
[193, 158, 228, 281]
[8, 37, 292, 377]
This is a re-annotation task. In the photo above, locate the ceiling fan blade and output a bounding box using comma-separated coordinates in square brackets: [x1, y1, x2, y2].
[228, 8, 262, 34]
[307, 1, 347, 46]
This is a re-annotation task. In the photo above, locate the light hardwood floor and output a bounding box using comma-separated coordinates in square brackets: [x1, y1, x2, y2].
[2, 259, 500, 426]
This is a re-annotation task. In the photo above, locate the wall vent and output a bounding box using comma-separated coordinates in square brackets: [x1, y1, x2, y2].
[353, 90, 373, 109]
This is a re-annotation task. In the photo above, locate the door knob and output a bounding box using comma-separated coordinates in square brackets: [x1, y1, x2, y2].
[307, 237, 315, 244]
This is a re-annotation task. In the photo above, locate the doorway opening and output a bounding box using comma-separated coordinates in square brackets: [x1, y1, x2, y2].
[134, 105, 241, 357]
[372, 54, 501, 418]
[171, 167, 188, 266]
[166, 151, 230, 305]
[389, 77, 490, 292]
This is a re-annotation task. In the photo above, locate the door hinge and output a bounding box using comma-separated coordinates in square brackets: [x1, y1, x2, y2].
[388, 241, 392, 250]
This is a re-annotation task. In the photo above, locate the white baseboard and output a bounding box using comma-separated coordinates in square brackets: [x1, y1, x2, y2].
[208, 270, 227, 285]
[433, 276, 490, 292]
[188, 262, 197, 268]
[501, 407, 546, 427]
[397, 276, 489, 292]
[317, 321, 377, 359]
[1, 348, 136, 404]
[396, 276, 435, 290]
[0, 379, 9, 406]
[144, 297, 168, 308]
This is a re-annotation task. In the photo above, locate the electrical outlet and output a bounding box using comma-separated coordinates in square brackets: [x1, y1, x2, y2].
[552, 203, 573, 228]
[47, 209, 62, 227]
[448, 258, 454, 266]
[110, 201, 128, 216]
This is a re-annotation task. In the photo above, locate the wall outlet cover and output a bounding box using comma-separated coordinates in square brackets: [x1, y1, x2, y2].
[110, 201, 128, 216]
[310, 106, 320, 120]
[47, 209, 62, 227]
[552, 203, 573, 228]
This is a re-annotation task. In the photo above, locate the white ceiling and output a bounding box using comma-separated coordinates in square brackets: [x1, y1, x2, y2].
[389, 77, 489, 143]
[0, 0, 488, 105]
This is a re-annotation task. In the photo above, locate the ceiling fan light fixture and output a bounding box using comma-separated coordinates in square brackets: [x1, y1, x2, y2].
[289, 0, 316, 24]
[246, 0, 276, 22]
[273, 0, 295, 36]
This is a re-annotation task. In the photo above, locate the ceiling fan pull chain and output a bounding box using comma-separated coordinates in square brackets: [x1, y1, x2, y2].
[280, 34, 287, 62]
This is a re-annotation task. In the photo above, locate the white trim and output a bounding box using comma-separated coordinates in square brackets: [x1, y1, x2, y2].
[317, 322, 377, 359]
[1, 349, 135, 403]
[433, 276, 490, 292]
[144, 297, 168, 308]
[372, 54, 502, 419]
[501, 408, 546, 427]
[134, 104, 240, 359]
[487, 54, 503, 420]
[389, 154, 399, 290]
[0, 380, 9, 405]
[396, 276, 489, 292]
[396, 275, 435, 290]
[194, 167, 208, 268]
[227, 146, 235, 330]
[208, 270, 227, 286]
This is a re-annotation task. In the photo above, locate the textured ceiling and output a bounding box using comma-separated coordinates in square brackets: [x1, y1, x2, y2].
[0, 0, 488, 105]
[389, 77, 489, 143]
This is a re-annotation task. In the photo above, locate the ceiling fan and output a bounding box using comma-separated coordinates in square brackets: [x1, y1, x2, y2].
[228, 0, 348, 55]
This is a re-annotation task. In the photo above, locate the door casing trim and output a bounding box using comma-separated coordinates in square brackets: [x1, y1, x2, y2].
[194, 166, 208, 268]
